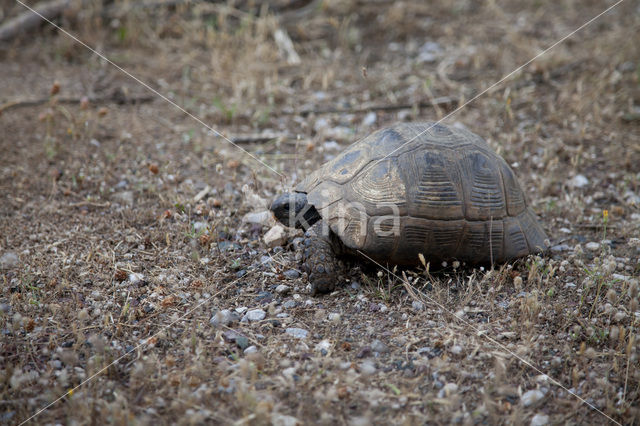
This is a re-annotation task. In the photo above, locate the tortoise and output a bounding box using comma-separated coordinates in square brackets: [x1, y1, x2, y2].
[270, 122, 548, 294]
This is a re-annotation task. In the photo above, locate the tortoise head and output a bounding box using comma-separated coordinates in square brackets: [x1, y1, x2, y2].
[270, 192, 321, 230]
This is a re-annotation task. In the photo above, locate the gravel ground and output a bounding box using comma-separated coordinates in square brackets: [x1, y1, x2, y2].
[1, 0, 639, 424]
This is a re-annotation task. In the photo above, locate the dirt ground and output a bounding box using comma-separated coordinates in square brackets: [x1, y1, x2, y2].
[1, 0, 639, 424]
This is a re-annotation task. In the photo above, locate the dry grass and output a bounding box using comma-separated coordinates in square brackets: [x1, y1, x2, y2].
[1, 0, 639, 424]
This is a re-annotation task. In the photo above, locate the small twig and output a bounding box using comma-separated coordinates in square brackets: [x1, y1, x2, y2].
[287, 96, 459, 116]
[0, 0, 70, 42]
[68, 201, 111, 208]
[230, 132, 291, 143]
[0, 93, 154, 114]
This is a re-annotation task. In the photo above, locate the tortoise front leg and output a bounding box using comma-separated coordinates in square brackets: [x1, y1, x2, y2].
[302, 222, 342, 294]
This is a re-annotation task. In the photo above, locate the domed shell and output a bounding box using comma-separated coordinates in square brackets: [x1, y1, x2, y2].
[296, 122, 548, 265]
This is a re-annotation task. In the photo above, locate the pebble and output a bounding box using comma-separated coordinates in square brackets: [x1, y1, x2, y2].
[235, 307, 248, 314]
[218, 241, 241, 251]
[328, 313, 341, 322]
[362, 111, 377, 127]
[315, 340, 331, 353]
[521, 389, 545, 407]
[569, 174, 589, 188]
[0, 252, 19, 269]
[243, 345, 258, 354]
[244, 309, 266, 322]
[275, 284, 291, 294]
[359, 360, 377, 375]
[530, 413, 549, 426]
[283, 300, 297, 309]
[438, 383, 458, 398]
[585, 242, 600, 251]
[128, 272, 145, 285]
[285, 328, 308, 339]
[450, 345, 463, 355]
[371, 339, 389, 354]
[412, 300, 425, 311]
[264, 225, 287, 247]
[235, 336, 250, 350]
[209, 309, 239, 327]
[112, 190, 135, 206]
[242, 210, 273, 226]
[323, 141, 340, 150]
[283, 269, 300, 279]
[551, 244, 571, 252]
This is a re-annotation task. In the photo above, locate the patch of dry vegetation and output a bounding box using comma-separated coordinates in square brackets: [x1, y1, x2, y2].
[1, 0, 639, 424]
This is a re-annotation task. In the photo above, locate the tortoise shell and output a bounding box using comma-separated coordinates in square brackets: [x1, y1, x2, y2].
[296, 122, 548, 265]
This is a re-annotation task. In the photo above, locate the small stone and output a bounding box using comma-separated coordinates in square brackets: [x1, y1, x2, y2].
[521, 389, 545, 407]
[285, 328, 308, 339]
[283, 300, 297, 309]
[530, 413, 549, 426]
[438, 383, 458, 398]
[412, 300, 425, 311]
[244, 309, 266, 322]
[315, 340, 331, 353]
[235, 307, 248, 314]
[112, 190, 135, 206]
[569, 174, 589, 188]
[371, 339, 389, 354]
[551, 244, 571, 252]
[236, 336, 250, 350]
[264, 225, 287, 248]
[242, 210, 273, 226]
[283, 269, 300, 279]
[323, 141, 340, 150]
[450, 345, 463, 355]
[585, 242, 600, 251]
[362, 111, 377, 127]
[243, 345, 258, 354]
[0, 252, 19, 269]
[359, 360, 377, 375]
[210, 309, 239, 327]
[128, 272, 145, 285]
[328, 313, 341, 322]
[276, 284, 291, 294]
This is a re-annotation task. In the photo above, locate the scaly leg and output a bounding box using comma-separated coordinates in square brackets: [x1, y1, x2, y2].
[302, 222, 342, 294]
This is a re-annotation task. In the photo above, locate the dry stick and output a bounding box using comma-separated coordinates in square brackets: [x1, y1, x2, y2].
[289, 96, 459, 116]
[0, 93, 155, 114]
[0, 0, 70, 41]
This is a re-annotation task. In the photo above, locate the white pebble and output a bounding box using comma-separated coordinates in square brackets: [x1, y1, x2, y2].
[0, 252, 19, 269]
[569, 174, 589, 188]
[359, 360, 376, 375]
[243, 345, 258, 354]
[438, 383, 458, 398]
[521, 389, 545, 407]
[264, 225, 287, 247]
[275, 284, 290, 294]
[585, 242, 600, 251]
[285, 327, 308, 339]
[328, 313, 341, 322]
[530, 413, 550, 426]
[245, 309, 266, 322]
